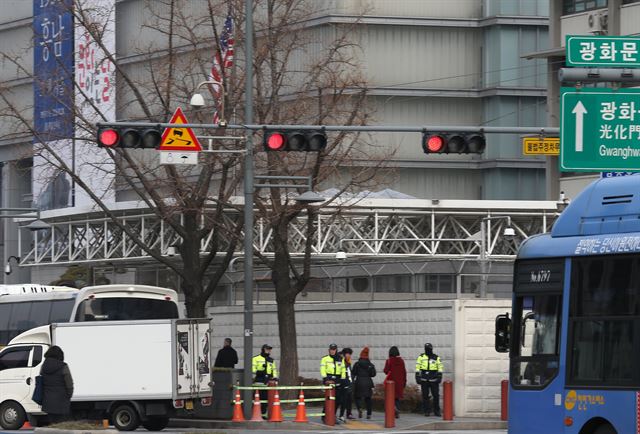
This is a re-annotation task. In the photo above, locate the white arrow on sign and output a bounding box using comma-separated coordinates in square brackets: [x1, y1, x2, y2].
[572, 101, 587, 152]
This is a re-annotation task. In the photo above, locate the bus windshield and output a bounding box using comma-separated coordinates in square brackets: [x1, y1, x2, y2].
[511, 293, 561, 387]
[74, 297, 179, 321]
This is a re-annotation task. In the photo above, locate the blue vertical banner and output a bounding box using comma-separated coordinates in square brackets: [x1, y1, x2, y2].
[33, 0, 74, 142]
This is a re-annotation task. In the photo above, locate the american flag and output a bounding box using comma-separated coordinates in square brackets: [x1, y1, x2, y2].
[210, 14, 234, 124]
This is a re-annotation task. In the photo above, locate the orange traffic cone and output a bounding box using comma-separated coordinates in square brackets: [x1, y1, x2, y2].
[21, 421, 33, 429]
[294, 389, 308, 423]
[232, 388, 246, 422]
[269, 390, 283, 422]
[250, 389, 264, 421]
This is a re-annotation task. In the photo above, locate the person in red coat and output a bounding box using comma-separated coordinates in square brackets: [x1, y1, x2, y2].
[383, 346, 407, 418]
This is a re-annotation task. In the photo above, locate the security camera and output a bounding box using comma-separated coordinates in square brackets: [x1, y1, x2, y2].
[503, 227, 516, 238]
[335, 251, 347, 261]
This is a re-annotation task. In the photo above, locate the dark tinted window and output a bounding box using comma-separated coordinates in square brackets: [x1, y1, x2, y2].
[0, 346, 32, 371]
[563, 0, 607, 14]
[30, 301, 53, 327]
[75, 297, 179, 321]
[568, 255, 640, 387]
[50, 299, 75, 322]
[32, 346, 43, 367]
[8, 302, 36, 339]
[572, 257, 638, 316]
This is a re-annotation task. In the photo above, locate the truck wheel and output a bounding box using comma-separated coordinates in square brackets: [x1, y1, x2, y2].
[142, 417, 169, 431]
[0, 401, 27, 430]
[112, 404, 140, 431]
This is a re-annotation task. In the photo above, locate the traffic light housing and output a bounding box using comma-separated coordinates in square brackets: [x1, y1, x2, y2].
[97, 127, 163, 149]
[263, 130, 327, 152]
[422, 132, 486, 154]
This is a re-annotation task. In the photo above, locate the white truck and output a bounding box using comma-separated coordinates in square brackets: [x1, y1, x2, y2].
[0, 319, 212, 431]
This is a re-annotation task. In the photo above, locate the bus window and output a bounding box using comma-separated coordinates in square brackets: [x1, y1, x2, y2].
[49, 299, 75, 323]
[30, 301, 52, 328]
[512, 293, 561, 388]
[8, 302, 36, 342]
[568, 255, 637, 387]
[74, 297, 179, 321]
[0, 304, 10, 344]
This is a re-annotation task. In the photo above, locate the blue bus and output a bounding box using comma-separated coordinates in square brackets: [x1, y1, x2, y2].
[495, 175, 640, 434]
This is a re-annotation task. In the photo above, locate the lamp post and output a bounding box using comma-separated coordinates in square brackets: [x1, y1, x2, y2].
[479, 216, 515, 298]
[189, 79, 227, 126]
[0, 208, 51, 281]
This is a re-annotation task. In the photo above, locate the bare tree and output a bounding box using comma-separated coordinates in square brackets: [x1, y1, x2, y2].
[0, 0, 246, 316]
[248, 0, 390, 386]
[0, 0, 389, 384]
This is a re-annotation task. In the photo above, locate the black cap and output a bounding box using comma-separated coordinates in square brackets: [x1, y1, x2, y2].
[329, 343, 338, 350]
[262, 344, 273, 350]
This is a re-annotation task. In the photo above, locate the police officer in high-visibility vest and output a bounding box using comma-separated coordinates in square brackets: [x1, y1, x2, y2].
[320, 343, 346, 422]
[252, 344, 278, 417]
[415, 343, 443, 417]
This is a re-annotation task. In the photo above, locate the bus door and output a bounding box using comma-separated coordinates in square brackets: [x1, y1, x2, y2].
[509, 259, 565, 434]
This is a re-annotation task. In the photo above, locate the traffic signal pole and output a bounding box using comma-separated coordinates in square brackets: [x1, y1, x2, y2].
[96, 122, 559, 136]
[243, 0, 255, 417]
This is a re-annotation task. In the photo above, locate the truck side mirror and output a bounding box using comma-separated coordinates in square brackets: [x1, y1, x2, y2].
[495, 313, 511, 353]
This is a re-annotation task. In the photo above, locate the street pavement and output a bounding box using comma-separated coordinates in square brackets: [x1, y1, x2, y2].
[1, 412, 506, 434]
[4, 428, 507, 434]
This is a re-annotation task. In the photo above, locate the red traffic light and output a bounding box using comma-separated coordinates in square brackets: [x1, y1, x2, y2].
[98, 128, 119, 147]
[422, 132, 486, 154]
[265, 132, 286, 151]
[263, 130, 327, 152]
[425, 134, 445, 153]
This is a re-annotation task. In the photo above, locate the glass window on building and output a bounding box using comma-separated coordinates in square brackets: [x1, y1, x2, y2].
[563, 0, 607, 14]
[373, 275, 413, 301]
[421, 274, 455, 294]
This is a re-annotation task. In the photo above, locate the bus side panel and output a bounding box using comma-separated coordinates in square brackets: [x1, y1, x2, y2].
[508, 379, 565, 434]
[563, 390, 637, 434]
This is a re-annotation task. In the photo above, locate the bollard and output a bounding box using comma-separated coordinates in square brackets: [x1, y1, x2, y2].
[267, 380, 276, 419]
[501, 380, 509, 421]
[324, 387, 336, 426]
[384, 380, 396, 428]
[443, 380, 453, 421]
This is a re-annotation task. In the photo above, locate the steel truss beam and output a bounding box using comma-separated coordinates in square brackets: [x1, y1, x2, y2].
[19, 202, 559, 267]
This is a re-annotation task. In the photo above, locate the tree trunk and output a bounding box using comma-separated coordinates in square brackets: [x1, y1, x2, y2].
[272, 222, 300, 388]
[182, 279, 207, 318]
[275, 291, 299, 388]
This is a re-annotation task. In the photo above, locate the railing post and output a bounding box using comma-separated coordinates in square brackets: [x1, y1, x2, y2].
[501, 379, 509, 421]
[384, 380, 395, 428]
[443, 380, 453, 421]
[324, 387, 335, 426]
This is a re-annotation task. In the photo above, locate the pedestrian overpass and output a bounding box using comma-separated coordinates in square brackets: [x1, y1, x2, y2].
[18, 197, 561, 267]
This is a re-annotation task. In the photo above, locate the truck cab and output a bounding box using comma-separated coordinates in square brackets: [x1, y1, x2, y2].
[0, 327, 49, 429]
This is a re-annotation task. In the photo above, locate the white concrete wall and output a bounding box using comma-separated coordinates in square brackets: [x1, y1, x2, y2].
[453, 299, 511, 417]
[208, 298, 510, 417]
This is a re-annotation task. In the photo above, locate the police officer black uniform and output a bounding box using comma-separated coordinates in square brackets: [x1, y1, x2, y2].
[415, 343, 443, 417]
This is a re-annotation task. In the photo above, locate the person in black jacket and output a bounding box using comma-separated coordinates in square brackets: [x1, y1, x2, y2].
[214, 338, 238, 368]
[41, 346, 74, 424]
[352, 346, 376, 419]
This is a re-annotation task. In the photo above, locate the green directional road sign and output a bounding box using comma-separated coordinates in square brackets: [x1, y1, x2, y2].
[566, 35, 640, 67]
[561, 87, 640, 172]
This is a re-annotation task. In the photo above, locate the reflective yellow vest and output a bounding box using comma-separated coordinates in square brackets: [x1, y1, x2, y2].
[415, 354, 443, 381]
[320, 355, 346, 382]
[252, 354, 278, 383]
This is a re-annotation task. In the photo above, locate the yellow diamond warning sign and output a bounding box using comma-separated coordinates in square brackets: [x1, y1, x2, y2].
[159, 107, 202, 151]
